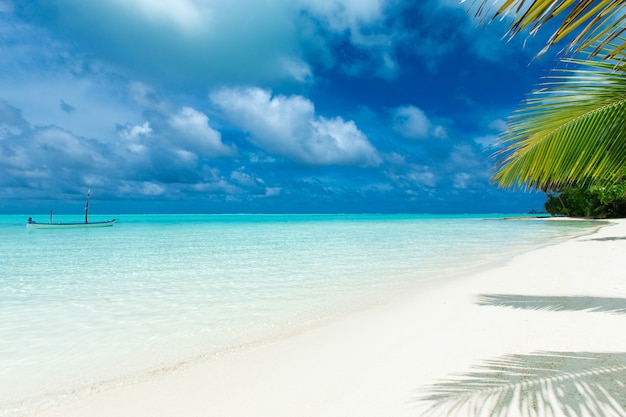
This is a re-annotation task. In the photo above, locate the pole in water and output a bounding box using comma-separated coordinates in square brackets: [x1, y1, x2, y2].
[85, 189, 91, 223]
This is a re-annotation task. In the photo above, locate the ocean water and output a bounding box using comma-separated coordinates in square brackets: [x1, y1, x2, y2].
[0, 214, 600, 415]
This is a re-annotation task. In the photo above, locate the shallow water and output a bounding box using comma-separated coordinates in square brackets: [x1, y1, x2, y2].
[0, 214, 600, 415]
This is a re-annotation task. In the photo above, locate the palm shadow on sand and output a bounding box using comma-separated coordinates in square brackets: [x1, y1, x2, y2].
[419, 351, 626, 417]
[584, 236, 626, 242]
[419, 295, 626, 416]
[476, 294, 626, 314]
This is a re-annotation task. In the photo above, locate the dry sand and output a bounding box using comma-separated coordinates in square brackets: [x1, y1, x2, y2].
[32, 219, 626, 417]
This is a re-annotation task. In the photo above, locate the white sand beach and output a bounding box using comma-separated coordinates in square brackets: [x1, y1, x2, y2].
[32, 220, 626, 417]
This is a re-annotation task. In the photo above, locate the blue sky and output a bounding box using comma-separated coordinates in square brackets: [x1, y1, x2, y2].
[0, 0, 556, 214]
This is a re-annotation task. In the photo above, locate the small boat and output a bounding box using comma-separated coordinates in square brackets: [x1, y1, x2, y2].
[27, 190, 116, 229]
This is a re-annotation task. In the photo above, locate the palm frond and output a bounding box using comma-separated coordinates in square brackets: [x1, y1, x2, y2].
[492, 57, 626, 190]
[467, 0, 626, 66]
[420, 351, 626, 417]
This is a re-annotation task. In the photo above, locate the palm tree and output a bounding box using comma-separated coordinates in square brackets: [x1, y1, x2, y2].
[493, 53, 626, 190]
[466, 1, 626, 190]
[467, 0, 626, 64]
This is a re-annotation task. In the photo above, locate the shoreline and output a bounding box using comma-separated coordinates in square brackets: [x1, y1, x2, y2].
[24, 219, 626, 416]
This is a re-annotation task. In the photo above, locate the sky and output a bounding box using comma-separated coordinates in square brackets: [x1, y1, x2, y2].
[0, 0, 558, 214]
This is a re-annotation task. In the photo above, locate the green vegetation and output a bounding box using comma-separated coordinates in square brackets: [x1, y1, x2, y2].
[544, 182, 626, 218]
[469, 1, 626, 217]
[493, 56, 626, 191]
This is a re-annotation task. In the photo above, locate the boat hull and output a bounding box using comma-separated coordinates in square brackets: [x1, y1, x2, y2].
[27, 220, 116, 229]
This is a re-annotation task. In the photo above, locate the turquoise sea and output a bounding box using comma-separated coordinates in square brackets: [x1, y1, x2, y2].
[0, 214, 600, 415]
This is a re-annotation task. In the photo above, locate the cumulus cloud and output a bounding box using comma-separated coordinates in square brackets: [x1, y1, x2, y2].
[0, 95, 239, 198]
[169, 107, 236, 158]
[119, 121, 152, 140]
[33, 127, 106, 168]
[210, 87, 381, 166]
[0, 118, 114, 194]
[392, 105, 447, 140]
[108, 107, 240, 187]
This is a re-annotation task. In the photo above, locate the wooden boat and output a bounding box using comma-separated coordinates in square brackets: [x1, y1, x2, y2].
[27, 190, 116, 229]
[27, 219, 116, 229]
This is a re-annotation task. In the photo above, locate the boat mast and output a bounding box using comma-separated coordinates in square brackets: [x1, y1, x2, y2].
[85, 189, 91, 224]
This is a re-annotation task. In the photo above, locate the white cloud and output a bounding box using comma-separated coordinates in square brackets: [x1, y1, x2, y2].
[452, 172, 472, 189]
[300, 0, 399, 78]
[128, 81, 171, 113]
[0, 122, 114, 193]
[33, 126, 108, 169]
[230, 169, 255, 186]
[172, 148, 198, 165]
[393, 106, 430, 139]
[0, 19, 148, 142]
[300, 0, 386, 34]
[474, 118, 507, 148]
[210, 87, 381, 166]
[4, 0, 408, 89]
[393, 105, 447, 140]
[386, 163, 439, 188]
[108, 0, 207, 33]
[169, 107, 236, 158]
[119, 121, 152, 140]
[474, 134, 499, 148]
[279, 56, 314, 83]
[446, 144, 488, 186]
[432, 125, 448, 139]
[405, 167, 438, 188]
[488, 118, 508, 132]
[118, 181, 167, 196]
[264, 187, 281, 197]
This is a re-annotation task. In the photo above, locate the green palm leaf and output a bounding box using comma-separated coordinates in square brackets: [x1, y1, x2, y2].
[492, 57, 626, 190]
[466, 0, 626, 65]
